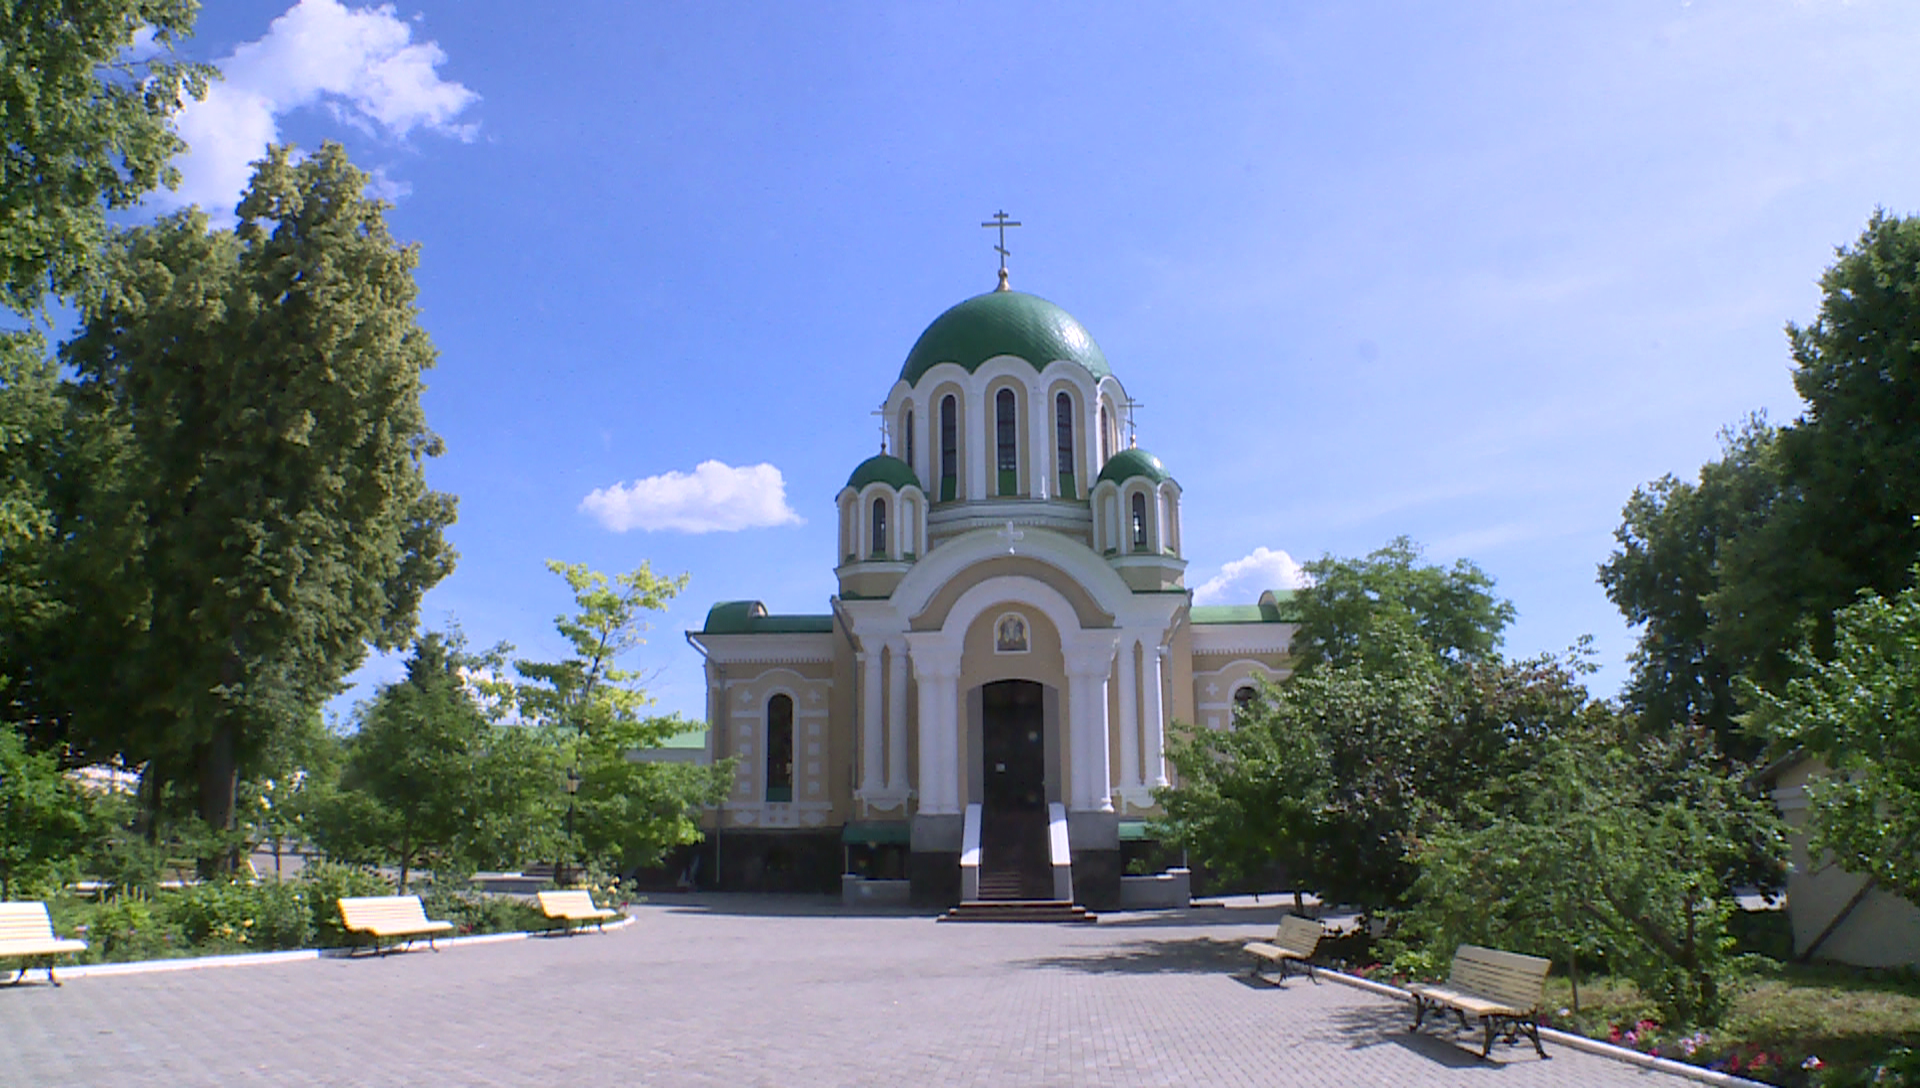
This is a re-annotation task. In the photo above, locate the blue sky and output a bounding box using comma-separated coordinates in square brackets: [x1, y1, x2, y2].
[150, 1, 1920, 724]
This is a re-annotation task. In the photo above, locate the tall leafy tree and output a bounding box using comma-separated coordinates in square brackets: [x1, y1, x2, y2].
[1749, 570, 1920, 912]
[52, 144, 457, 856]
[1292, 536, 1515, 674]
[0, 0, 209, 315]
[1598, 418, 1782, 758]
[0, 721, 91, 899]
[510, 561, 730, 876]
[316, 633, 559, 892]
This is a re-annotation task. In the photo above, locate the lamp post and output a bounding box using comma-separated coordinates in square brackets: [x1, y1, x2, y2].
[561, 765, 581, 887]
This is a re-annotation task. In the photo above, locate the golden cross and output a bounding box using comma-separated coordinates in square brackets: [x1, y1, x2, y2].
[981, 210, 1022, 275]
[1121, 394, 1145, 448]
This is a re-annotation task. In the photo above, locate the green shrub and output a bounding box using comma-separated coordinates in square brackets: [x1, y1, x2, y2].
[298, 861, 392, 947]
[166, 880, 313, 952]
[418, 886, 546, 936]
[72, 892, 184, 963]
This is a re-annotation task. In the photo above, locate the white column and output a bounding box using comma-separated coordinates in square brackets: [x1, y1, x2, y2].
[1116, 637, 1140, 790]
[858, 650, 882, 796]
[1142, 644, 1168, 787]
[911, 650, 962, 815]
[1066, 659, 1114, 813]
[886, 641, 909, 794]
[966, 383, 988, 501]
[1028, 380, 1048, 497]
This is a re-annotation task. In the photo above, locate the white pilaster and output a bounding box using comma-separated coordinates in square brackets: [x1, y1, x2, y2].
[908, 642, 963, 815]
[1116, 637, 1140, 790]
[1065, 635, 1116, 813]
[858, 650, 882, 796]
[886, 641, 909, 794]
[1027, 379, 1047, 497]
[1142, 643, 1168, 787]
[966, 384, 987, 501]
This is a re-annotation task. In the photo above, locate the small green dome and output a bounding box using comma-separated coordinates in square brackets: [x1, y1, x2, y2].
[900, 290, 1111, 386]
[846, 454, 921, 491]
[1097, 447, 1171, 486]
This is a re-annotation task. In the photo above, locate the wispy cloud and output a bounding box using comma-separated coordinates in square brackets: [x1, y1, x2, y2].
[1193, 546, 1308, 605]
[159, 0, 478, 221]
[581, 461, 805, 534]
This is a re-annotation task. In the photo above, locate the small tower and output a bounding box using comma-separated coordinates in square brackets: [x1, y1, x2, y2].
[1089, 447, 1186, 591]
[835, 453, 925, 599]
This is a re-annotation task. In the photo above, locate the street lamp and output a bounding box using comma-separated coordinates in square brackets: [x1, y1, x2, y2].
[561, 766, 581, 887]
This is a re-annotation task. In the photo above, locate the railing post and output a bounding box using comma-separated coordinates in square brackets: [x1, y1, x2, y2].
[960, 803, 982, 901]
[1048, 802, 1074, 903]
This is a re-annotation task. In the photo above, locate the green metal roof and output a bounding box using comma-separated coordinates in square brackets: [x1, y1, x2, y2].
[842, 820, 911, 845]
[657, 727, 708, 750]
[846, 453, 921, 492]
[899, 290, 1111, 386]
[1118, 820, 1155, 842]
[1190, 589, 1301, 624]
[1096, 447, 1171, 486]
[699, 600, 834, 635]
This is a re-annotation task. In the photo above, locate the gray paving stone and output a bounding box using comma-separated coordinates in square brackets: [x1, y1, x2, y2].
[1, 896, 1703, 1087]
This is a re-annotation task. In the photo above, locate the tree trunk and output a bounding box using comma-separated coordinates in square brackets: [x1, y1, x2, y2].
[195, 723, 239, 877]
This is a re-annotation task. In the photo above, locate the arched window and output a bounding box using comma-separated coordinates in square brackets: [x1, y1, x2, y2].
[1131, 491, 1148, 550]
[939, 395, 957, 501]
[870, 496, 888, 558]
[765, 694, 794, 802]
[1232, 685, 1258, 726]
[1055, 392, 1075, 499]
[903, 407, 915, 468]
[995, 388, 1018, 496]
[1099, 403, 1111, 464]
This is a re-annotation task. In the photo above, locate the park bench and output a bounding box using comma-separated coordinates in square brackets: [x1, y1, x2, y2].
[537, 890, 620, 935]
[1242, 914, 1325, 983]
[338, 895, 454, 956]
[0, 901, 89, 986]
[1407, 944, 1551, 1059]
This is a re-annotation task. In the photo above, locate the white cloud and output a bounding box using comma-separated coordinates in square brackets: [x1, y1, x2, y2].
[581, 461, 805, 534]
[160, 0, 478, 220]
[1192, 546, 1309, 606]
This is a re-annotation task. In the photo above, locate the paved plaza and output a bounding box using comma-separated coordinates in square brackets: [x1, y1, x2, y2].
[3, 896, 1711, 1087]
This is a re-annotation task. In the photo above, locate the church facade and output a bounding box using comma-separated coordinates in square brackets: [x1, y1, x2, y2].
[685, 271, 1296, 909]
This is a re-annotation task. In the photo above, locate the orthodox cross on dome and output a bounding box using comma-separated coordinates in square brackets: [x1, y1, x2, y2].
[981, 210, 1022, 291]
[870, 405, 889, 453]
[1121, 394, 1145, 448]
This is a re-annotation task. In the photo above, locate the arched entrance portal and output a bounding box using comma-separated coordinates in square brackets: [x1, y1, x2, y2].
[982, 679, 1045, 813]
[979, 679, 1053, 899]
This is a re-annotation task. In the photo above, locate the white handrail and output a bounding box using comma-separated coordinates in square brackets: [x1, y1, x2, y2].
[960, 803, 982, 901]
[1048, 802, 1074, 902]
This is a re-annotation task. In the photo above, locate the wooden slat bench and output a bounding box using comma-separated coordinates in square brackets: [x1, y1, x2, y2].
[537, 890, 620, 935]
[0, 901, 88, 986]
[338, 895, 454, 956]
[1407, 944, 1552, 1058]
[1242, 914, 1325, 983]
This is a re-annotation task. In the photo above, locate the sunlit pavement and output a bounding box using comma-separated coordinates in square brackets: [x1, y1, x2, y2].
[1, 895, 1710, 1087]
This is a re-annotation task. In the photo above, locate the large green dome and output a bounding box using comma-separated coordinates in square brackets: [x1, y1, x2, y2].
[899, 290, 1111, 386]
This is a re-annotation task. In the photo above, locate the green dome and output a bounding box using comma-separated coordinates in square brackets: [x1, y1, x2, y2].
[1097, 447, 1171, 486]
[846, 454, 921, 491]
[899, 290, 1111, 386]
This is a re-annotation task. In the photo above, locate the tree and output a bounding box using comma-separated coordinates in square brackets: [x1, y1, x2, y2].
[0, 721, 91, 899]
[509, 562, 731, 876]
[51, 144, 457, 859]
[0, 0, 209, 315]
[1598, 418, 1782, 758]
[1749, 569, 1920, 911]
[315, 633, 559, 891]
[1407, 721, 1786, 1027]
[1292, 536, 1515, 674]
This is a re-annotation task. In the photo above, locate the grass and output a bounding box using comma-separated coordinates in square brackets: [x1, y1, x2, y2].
[1540, 965, 1920, 1086]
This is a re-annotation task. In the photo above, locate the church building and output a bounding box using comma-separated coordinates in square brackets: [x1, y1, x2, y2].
[685, 260, 1296, 911]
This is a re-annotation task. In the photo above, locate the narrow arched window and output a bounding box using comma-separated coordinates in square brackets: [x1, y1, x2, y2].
[939, 395, 957, 501]
[1131, 491, 1148, 549]
[1055, 393, 1075, 499]
[870, 496, 888, 558]
[1232, 685, 1258, 727]
[1099, 403, 1112, 464]
[766, 694, 794, 802]
[995, 388, 1018, 496]
[903, 407, 915, 468]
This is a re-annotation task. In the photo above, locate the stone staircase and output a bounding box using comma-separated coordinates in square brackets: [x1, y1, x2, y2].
[943, 899, 1097, 923]
[941, 809, 1094, 922]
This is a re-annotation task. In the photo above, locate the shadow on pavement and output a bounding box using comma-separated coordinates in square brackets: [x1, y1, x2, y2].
[1328, 1001, 1549, 1069]
[646, 892, 934, 919]
[1009, 936, 1247, 974]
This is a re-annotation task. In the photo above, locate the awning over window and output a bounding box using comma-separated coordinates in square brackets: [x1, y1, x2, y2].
[1119, 820, 1155, 842]
[841, 821, 911, 845]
